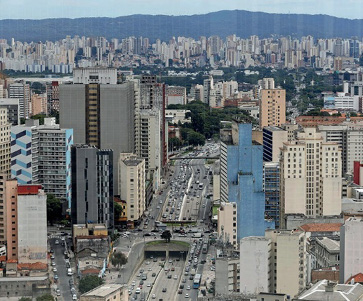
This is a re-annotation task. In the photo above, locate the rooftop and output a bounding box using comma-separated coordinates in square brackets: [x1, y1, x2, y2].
[81, 284, 124, 297]
[346, 273, 363, 284]
[298, 280, 363, 300]
[300, 223, 342, 232]
[317, 237, 340, 252]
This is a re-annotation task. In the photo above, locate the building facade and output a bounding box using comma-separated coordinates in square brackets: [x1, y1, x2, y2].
[259, 89, 286, 128]
[8, 82, 30, 119]
[217, 202, 238, 248]
[280, 127, 342, 227]
[263, 162, 281, 228]
[262, 126, 288, 162]
[71, 145, 114, 229]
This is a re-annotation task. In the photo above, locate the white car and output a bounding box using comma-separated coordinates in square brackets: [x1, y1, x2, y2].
[52, 267, 57, 272]
[186, 286, 191, 290]
[72, 294, 77, 300]
[152, 294, 156, 299]
[185, 294, 189, 298]
[55, 240, 59, 245]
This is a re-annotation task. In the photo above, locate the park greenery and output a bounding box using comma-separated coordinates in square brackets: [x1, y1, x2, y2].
[110, 252, 128, 268]
[79, 275, 104, 294]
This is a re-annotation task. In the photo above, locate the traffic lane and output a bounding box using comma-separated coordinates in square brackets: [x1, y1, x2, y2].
[150, 259, 185, 300]
[50, 238, 73, 301]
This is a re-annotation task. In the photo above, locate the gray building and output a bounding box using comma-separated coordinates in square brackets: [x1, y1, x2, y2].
[0, 98, 20, 125]
[71, 145, 113, 229]
[60, 69, 135, 194]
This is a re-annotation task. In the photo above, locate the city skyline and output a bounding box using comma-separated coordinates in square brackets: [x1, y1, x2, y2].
[1, 0, 363, 20]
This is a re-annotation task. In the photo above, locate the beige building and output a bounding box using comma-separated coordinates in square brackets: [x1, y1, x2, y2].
[80, 283, 128, 301]
[265, 230, 307, 297]
[280, 127, 342, 227]
[0, 108, 10, 178]
[217, 202, 237, 248]
[31, 94, 47, 116]
[259, 89, 286, 128]
[262, 126, 288, 162]
[119, 153, 145, 223]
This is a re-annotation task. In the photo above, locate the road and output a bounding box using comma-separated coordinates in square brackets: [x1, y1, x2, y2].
[49, 237, 73, 301]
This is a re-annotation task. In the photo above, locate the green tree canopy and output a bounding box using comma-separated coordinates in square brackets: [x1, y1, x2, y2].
[36, 294, 55, 301]
[110, 252, 128, 268]
[79, 275, 104, 294]
[114, 202, 123, 223]
[19, 298, 32, 301]
[161, 230, 172, 243]
[47, 194, 62, 225]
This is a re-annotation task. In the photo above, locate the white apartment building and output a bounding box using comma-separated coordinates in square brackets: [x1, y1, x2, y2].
[119, 153, 145, 223]
[17, 185, 47, 264]
[340, 217, 363, 283]
[240, 237, 271, 295]
[8, 82, 30, 119]
[73, 67, 117, 84]
[217, 202, 237, 248]
[280, 127, 342, 227]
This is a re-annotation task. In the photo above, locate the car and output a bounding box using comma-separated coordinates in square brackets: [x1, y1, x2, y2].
[186, 285, 191, 290]
[167, 274, 172, 279]
[64, 250, 68, 255]
[50, 255, 55, 259]
[50, 249, 54, 253]
[174, 275, 178, 279]
[69, 279, 74, 286]
[139, 280, 144, 285]
[156, 206, 160, 209]
[171, 267, 175, 271]
[147, 283, 151, 287]
[182, 278, 186, 283]
[152, 273, 156, 277]
[55, 288, 61, 296]
[72, 294, 77, 300]
[52, 267, 57, 272]
[153, 258, 157, 262]
[55, 240, 59, 245]
[151, 294, 156, 299]
[178, 289, 183, 294]
[54, 274, 59, 280]
[179, 284, 184, 289]
[185, 294, 190, 298]
[139, 269, 144, 273]
[148, 268, 152, 271]
[143, 233, 151, 237]
[162, 288, 167, 292]
[128, 290, 132, 295]
[51, 261, 56, 266]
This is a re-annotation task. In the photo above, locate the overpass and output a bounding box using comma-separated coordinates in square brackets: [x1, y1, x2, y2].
[144, 240, 190, 259]
[169, 156, 219, 160]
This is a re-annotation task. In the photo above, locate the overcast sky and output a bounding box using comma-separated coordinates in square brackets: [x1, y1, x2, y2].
[1, 0, 363, 20]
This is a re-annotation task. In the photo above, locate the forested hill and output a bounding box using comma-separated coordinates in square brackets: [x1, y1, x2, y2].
[0, 10, 363, 42]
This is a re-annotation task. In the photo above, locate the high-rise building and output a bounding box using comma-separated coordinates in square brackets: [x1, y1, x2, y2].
[0, 98, 20, 125]
[203, 76, 214, 104]
[11, 118, 73, 205]
[280, 127, 342, 228]
[46, 81, 60, 113]
[4, 184, 47, 264]
[259, 88, 286, 128]
[0, 108, 11, 178]
[240, 230, 307, 297]
[340, 217, 363, 283]
[31, 93, 47, 116]
[60, 68, 135, 194]
[217, 202, 238, 248]
[262, 126, 288, 162]
[8, 82, 30, 119]
[166, 86, 186, 106]
[118, 153, 145, 224]
[220, 121, 272, 240]
[263, 162, 281, 228]
[71, 145, 114, 229]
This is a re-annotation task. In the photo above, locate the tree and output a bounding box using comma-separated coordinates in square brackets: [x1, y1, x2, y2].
[19, 298, 32, 301]
[168, 137, 182, 151]
[36, 294, 55, 301]
[47, 194, 62, 225]
[110, 251, 128, 268]
[114, 202, 123, 223]
[188, 131, 205, 146]
[161, 230, 172, 243]
[79, 275, 104, 294]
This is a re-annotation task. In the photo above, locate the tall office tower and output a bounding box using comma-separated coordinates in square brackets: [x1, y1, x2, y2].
[136, 75, 167, 189]
[46, 81, 60, 113]
[340, 217, 363, 283]
[8, 82, 30, 119]
[0, 98, 20, 125]
[265, 230, 307, 297]
[0, 108, 11, 178]
[259, 88, 286, 128]
[60, 68, 135, 194]
[217, 202, 238, 248]
[220, 121, 272, 240]
[263, 162, 281, 228]
[11, 118, 73, 205]
[71, 145, 114, 229]
[203, 76, 214, 104]
[119, 153, 145, 225]
[280, 127, 342, 228]
[262, 126, 288, 162]
[5, 184, 47, 264]
[0, 175, 10, 247]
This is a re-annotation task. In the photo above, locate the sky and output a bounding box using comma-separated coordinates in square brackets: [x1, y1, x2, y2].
[1, 0, 363, 20]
